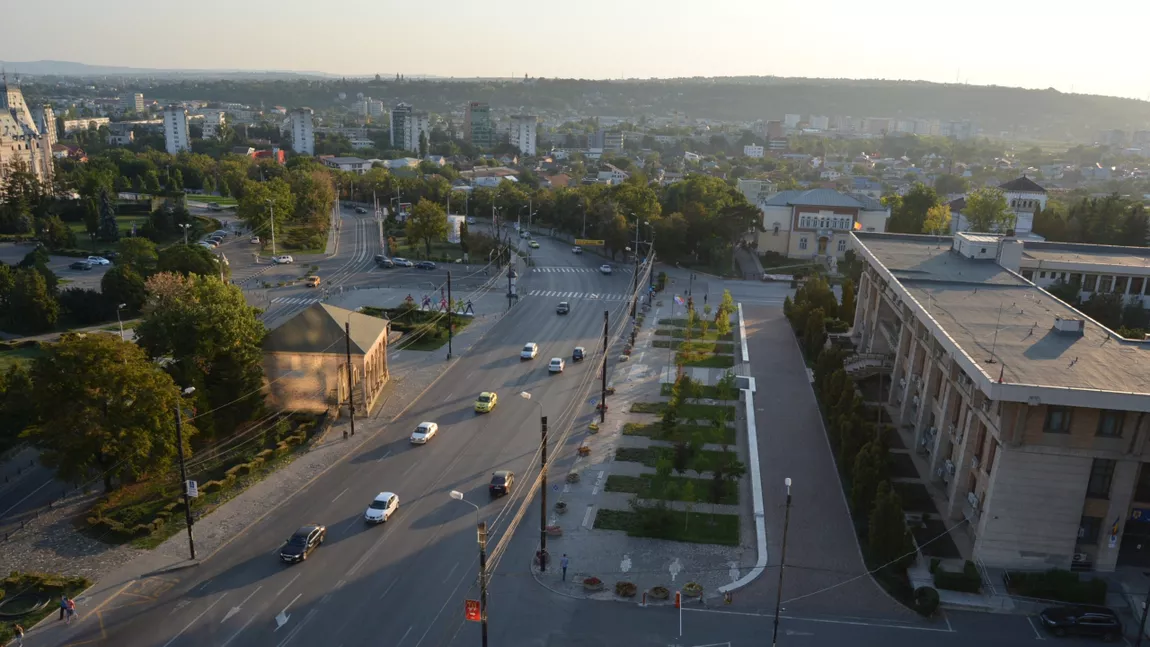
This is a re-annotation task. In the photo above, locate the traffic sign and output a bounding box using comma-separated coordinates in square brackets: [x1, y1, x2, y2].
[186, 480, 199, 498]
[575, 239, 605, 246]
[464, 599, 481, 622]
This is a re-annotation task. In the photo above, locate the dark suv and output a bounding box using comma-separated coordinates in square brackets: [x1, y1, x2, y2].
[556, 302, 570, 315]
[1038, 605, 1122, 641]
[279, 524, 327, 564]
[489, 470, 514, 496]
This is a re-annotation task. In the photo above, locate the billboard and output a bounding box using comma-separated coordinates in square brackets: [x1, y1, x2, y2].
[447, 215, 465, 244]
[575, 239, 605, 246]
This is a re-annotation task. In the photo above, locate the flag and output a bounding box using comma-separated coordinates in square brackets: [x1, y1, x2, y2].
[853, 221, 862, 231]
[674, 295, 685, 306]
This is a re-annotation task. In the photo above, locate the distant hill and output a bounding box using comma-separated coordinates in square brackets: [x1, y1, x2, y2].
[0, 59, 336, 80]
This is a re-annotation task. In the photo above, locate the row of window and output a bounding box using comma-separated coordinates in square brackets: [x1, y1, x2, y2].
[1023, 270, 1149, 296]
[798, 215, 854, 230]
[1044, 407, 1125, 438]
[1010, 198, 1040, 210]
[797, 237, 848, 252]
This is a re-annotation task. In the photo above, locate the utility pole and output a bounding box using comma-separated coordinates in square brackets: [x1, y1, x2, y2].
[344, 321, 356, 438]
[267, 200, 276, 256]
[601, 310, 608, 423]
[175, 391, 196, 560]
[771, 478, 794, 647]
[478, 521, 490, 647]
[631, 216, 641, 318]
[539, 415, 548, 571]
[446, 271, 453, 360]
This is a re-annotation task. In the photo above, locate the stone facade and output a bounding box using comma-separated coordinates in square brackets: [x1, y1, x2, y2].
[0, 77, 54, 186]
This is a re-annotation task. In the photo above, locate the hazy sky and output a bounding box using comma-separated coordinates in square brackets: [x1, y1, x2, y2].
[3, 0, 1150, 99]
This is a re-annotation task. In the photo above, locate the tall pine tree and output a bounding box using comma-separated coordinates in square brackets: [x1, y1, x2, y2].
[97, 188, 120, 242]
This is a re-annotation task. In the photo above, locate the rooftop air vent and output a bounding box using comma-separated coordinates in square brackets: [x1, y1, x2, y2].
[1053, 318, 1084, 336]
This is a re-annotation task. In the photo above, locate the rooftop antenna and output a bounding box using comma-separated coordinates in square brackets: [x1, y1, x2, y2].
[986, 302, 1004, 364]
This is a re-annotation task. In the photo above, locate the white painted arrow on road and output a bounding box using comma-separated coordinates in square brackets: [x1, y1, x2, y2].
[222, 585, 262, 623]
[274, 592, 301, 631]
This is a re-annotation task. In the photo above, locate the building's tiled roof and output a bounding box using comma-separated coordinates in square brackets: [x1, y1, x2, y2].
[761, 189, 885, 211]
[263, 303, 388, 355]
[999, 176, 1046, 194]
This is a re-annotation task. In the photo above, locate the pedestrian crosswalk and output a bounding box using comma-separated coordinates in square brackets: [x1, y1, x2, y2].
[531, 267, 633, 274]
[528, 290, 633, 301]
[271, 297, 322, 305]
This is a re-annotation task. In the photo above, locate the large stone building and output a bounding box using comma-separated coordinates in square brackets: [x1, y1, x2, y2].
[755, 189, 890, 260]
[262, 303, 390, 415]
[850, 231, 1150, 572]
[0, 76, 54, 185]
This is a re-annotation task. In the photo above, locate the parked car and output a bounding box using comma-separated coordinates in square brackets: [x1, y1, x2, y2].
[273, 255, 294, 264]
[410, 421, 438, 444]
[364, 493, 399, 524]
[572, 346, 585, 362]
[556, 302, 570, 315]
[211, 230, 228, 238]
[70, 261, 92, 271]
[279, 524, 326, 563]
[250, 236, 260, 244]
[201, 239, 219, 248]
[571, 246, 583, 254]
[520, 342, 539, 360]
[305, 276, 321, 288]
[599, 264, 613, 275]
[548, 358, 565, 373]
[415, 261, 437, 270]
[374, 255, 394, 268]
[1038, 606, 1122, 641]
[489, 470, 514, 496]
[86, 255, 111, 266]
[355, 207, 368, 214]
[392, 257, 414, 267]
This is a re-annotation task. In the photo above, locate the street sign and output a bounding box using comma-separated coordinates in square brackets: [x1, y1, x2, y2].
[575, 239, 605, 246]
[186, 480, 199, 498]
[464, 599, 481, 622]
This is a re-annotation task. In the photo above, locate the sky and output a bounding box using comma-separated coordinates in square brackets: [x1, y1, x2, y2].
[3, 0, 1150, 100]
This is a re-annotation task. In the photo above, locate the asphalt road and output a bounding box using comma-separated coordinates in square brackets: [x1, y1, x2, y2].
[64, 240, 641, 647]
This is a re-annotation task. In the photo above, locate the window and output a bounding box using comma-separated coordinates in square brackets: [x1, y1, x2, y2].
[1087, 459, 1116, 499]
[1115, 276, 1129, 294]
[1134, 463, 1150, 501]
[1099, 276, 1113, 293]
[1097, 410, 1125, 438]
[1083, 274, 1098, 291]
[798, 237, 808, 250]
[1134, 277, 1146, 295]
[1039, 271, 1047, 279]
[773, 223, 780, 236]
[1021, 270, 1034, 280]
[1078, 516, 1102, 545]
[1044, 406, 1072, 433]
[837, 239, 847, 252]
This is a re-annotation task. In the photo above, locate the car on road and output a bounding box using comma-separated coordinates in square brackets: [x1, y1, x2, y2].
[474, 391, 498, 413]
[489, 470, 514, 496]
[273, 255, 294, 264]
[364, 492, 399, 524]
[201, 239, 219, 248]
[410, 421, 438, 444]
[528, 240, 540, 249]
[549, 358, 565, 373]
[207, 202, 223, 211]
[250, 236, 260, 244]
[519, 230, 530, 239]
[86, 255, 111, 266]
[374, 255, 394, 268]
[392, 257, 414, 267]
[572, 346, 585, 362]
[415, 261, 437, 270]
[520, 342, 539, 359]
[599, 264, 613, 275]
[212, 230, 228, 238]
[70, 261, 92, 271]
[355, 207, 368, 214]
[556, 302, 570, 315]
[571, 246, 582, 254]
[279, 524, 326, 563]
[467, 217, 476, 225]
[1037, 606, 1122, 641]
[305, 276, 321, 287]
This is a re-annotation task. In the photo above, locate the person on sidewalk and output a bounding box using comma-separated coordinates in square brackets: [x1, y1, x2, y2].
[560, 554, 569, 581]
[14, 623, 24, 646]
[65, 597, 76, 623]
[58, 595, 67, 621]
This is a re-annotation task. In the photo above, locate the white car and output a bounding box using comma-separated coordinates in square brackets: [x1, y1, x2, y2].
[467, 217, 476, 225]
[392, 257, 414, 268]
[548, 358, 565, 373]
[572, 246, 583, 254]
[410, 421, 439, 444]
[273, 255, 294, 264]
[599, 264, 613, 275]
[520, 342, 539, 360]
[250, 236, 260, 244]
[86, 255, 111, 266]
[364, 492, 399, 524]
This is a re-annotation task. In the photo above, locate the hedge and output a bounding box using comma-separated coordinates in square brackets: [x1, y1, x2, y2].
[932, 560, 981, 593]
[1004, 569, 1107, 604]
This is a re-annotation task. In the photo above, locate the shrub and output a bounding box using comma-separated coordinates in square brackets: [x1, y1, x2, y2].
[913, 586, 940, 617]
[929, 557, 940, 574]
[933, 560, 981, 593]
[615, 581, 637, 597]
[1005, 569, 1107, 604]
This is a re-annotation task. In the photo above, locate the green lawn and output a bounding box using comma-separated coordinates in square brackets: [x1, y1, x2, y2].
[654, 328, 733, 342]
[623, 421, 736, 445]
[605, 474, 739, 505]
[614, 446, 735, 471]
[278, 225, 329, 254]
[394, 317, 472, 351]
[629, 402, 736, 420]
[594, 508, 739, 546]
[677, 353, 735, 369]
[0, 572, 92, 644]
[66, 215, 150, 251]
[652, 339, 735, 353]
[189, 195, 238, 206]
[658, 382, 738, 400]
[0, 346, 44, 371]
[362, 305, 472, 352]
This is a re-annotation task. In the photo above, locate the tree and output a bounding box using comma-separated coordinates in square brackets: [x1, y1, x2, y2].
[886, 183, 940, 234]
[803, 307, 827, 358]
[157, 244, 223, 278]
[57, 288, 113, 325]
[237, 178, 295, 233]
[933, 174, 968, 195]
[921, 203, 952, 235]
[97, 188, 120, 242]
[964, 188, 1014, 233]
[418, 131, 429, 159]
[101, 265, 148, 314]
[116, 237, 159, 275]
[136, 273, 266, 442]
[405, 199, 448, 257]
[868, 481, 914, 570]
[25, 334, 190, 491]
[850, 437, 886, 516]
[840, 279, 857, 323]
[0, 364, 35, 453]
[143, 170, 161, 194]
[8, 268, 58, 333]
[38, 215, 76, 250]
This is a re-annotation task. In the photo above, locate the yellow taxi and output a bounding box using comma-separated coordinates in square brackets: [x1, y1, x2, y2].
[305, 276, 321, 287]
[474, 391, 498, 413]
[528, 240, 540, 249]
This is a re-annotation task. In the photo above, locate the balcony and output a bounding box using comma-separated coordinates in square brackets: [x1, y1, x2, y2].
[844, 353, 893, 378]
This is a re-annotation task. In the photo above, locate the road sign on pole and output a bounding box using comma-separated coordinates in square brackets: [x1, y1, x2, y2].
[464, 599, 481, 622]
[186, 480, 199, 498]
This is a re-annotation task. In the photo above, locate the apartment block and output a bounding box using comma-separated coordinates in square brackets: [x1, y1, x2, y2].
[851, 231, 1150, 572]
[121, 92, 145, 113]
[508, 115, 538, 156]
[465, 101, 494, 149]
[162, 105, 191, 154]
[291, 108, 315, 155]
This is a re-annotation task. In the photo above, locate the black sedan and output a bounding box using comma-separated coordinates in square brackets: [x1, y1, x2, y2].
[1038, 605, 1122, 641]
[415, 261, 437, 270]
[572, 347, 585, 361]
[70, 261, 92, 271]
[489, 471, 514, 497]
[279, 524, 327, 564]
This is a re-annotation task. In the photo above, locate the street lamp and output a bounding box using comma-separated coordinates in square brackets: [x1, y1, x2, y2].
[449, 491, 488, 647]
[520, 392, 549, 571]
[772, 477, 794, 647]
[178, 223, 191, 246]
[116, 303, 127, 341]
[175, 386, 198, 560]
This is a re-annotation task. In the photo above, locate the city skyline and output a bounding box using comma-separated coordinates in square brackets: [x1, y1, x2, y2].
[2, 0, 1149, 100]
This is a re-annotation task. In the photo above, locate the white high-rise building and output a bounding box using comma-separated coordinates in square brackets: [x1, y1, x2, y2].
[201, 112, 225, 139]
[163, 105, 191, 154]
[389, 103, 429, 153]
[508, 115, 538, 156]
[390, 103, 411, 149]
[291, 108, 315, 155]
[121, 93, 145, 113]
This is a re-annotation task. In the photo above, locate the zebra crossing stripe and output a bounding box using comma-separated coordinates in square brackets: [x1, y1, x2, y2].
[271, 297, 321, 305]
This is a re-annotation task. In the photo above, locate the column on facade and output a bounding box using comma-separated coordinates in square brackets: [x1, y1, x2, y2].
[928, 375, 954, 478]
[895, 335, 924, 428]
[943, 401, 980, 520]
[853, 272, 871, 338]
[910, 346, 939, 450]
[864, 272, 884, 354]
[1097, 460, 1139, 572]
[886, 316, 909, 409]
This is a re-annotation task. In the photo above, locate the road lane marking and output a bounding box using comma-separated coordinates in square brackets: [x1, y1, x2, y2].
[276, 607, 318, 647]
[682, 608, 955, 632]
[219, 615, 255, 647]
[342, 516, 361, 534]
[413, 556, 477, 647]
[379, 579, 398, 600]
[397, 626, 413, 646]
[275, 573, 301, 599]
[1026, 616, 1045, 640]
[332, 487, 349, 502]
[582, 505, 595, 528]
[161, 593, 227, 647]
[379, 450, 392, 461]
[442, 562, 459, 583]
[222, 585, 262, 623]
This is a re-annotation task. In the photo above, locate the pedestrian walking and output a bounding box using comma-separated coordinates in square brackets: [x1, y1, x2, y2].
[465, 299, 474, 315]
[66, 597, 76, 623]
[58, 595, 67, 621]
[560, 554, 569, 581]
[14, 623, 24, 646]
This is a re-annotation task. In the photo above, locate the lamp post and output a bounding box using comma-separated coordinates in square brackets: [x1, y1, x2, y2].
[178, 222, 190, 246]
[772, 477, 794, 647]
[520, 392, 548, 571]
[176, 386, 198, 560]
[116, 303, 127, 341]
[265, 199, 276, 256]
[450, 491, 487, 647]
